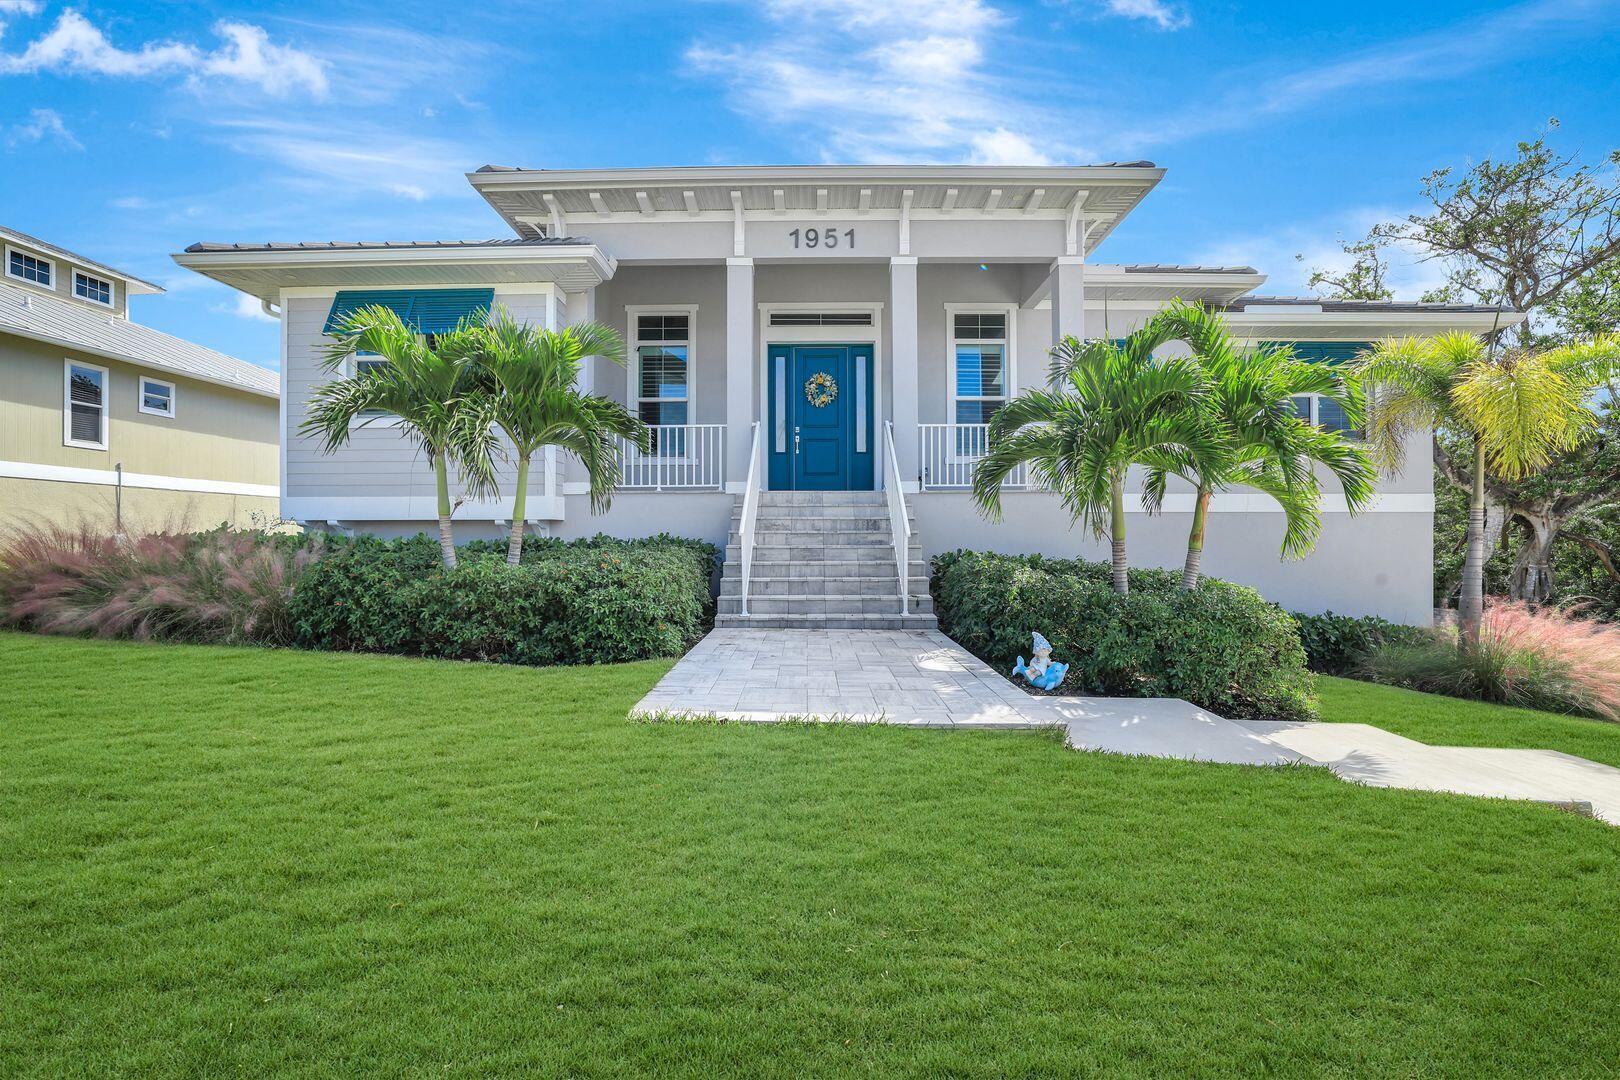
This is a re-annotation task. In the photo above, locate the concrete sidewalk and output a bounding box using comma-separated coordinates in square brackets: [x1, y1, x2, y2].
[634, 629, 1620, 823]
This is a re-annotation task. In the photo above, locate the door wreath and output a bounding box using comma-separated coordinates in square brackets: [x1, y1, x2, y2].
[804, 372, 838, 408]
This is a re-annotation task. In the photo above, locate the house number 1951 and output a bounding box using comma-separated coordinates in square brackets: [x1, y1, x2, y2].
[789, 227, 855, 250]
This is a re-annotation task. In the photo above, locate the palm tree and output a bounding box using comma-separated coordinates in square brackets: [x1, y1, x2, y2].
[1144, 301, 1379, 589]
[972, 327, 1212, 596]
[301, 305, 499, 570]
[1355, 331, 1620, 641]
[449, 307, 647, 565]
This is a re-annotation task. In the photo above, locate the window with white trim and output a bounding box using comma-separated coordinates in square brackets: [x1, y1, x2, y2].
[74, 271, 113, 307]
[139, 376, 175, 418]
[633, 311, 692, 455]
[1290, 395, 1360, 438]
[8, 248, 53, 287]
[950, 311, 1010, 426]
[64, 360, 108, 449]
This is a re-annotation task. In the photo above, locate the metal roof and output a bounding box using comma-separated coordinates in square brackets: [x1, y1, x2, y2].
[0, 280, 276, 397]
[184, 237, 590, 254]
[1224, 295, 1521, 314]
[1123, 263, 1259, 275]
[1, 225, 164, 295]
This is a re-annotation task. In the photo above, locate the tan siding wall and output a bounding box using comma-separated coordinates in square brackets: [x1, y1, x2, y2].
[0, 477, 279, 534]
[4, 241, 130, 317]
[0, 333, 277, 483]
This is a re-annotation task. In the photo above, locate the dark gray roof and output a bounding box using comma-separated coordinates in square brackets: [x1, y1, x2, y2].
[1223, 295, 1520, 314]
[1122, 263, 1259, 275]
[182, 237, 591, 254]
[474, 161, 1159, 173]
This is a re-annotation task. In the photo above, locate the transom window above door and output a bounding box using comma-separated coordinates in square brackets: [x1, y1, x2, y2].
[949, 309, 1011, 426]
[632, 309, 694, 438]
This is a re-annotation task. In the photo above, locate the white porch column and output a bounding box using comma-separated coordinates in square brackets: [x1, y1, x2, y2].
[1050, 256, 1086, 344]
[561, 287, 596, 395]
[725, 257, 755, 486]
[889, 256, 919, 483]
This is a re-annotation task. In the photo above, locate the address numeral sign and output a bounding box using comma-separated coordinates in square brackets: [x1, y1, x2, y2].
[789, 227, 855, 250]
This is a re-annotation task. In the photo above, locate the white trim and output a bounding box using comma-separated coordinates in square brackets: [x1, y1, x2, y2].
[0, 458, 277, 498]
[6, 244, 54, 289]
[626, 304, 698, 434]
[278, 288, 289, 504]
[73, 269, 116, 309]
[909, 488, 1434, 513]
[944, 302, 1016, 445]
[138, 375, 176, 418]
[755, 300, 886, 491]
[285, 494, 566, 522]
[63, 358, 109, 450]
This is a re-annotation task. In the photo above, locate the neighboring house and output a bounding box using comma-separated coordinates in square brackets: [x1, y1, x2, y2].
[174, 164, 1525, 625]
[1, 226, 279, 534]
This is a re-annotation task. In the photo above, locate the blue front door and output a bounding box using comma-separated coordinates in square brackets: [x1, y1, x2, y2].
[767, 344, 874, 490]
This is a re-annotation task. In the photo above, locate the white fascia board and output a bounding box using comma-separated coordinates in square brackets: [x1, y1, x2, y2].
[1225, 309, 1527, 334]
[284, 494, 567, 522]
[0, 459, 277, 498]
[0, 321, 279, 399]
[172, 243, 614, 279]
[468, 164, 1166, 189]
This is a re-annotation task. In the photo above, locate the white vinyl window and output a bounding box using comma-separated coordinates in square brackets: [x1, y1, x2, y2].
[7, 247, 53, 288]
[64, 360, 109, 450]
[139, 376, 175, 418]
[629, 307, 695, 456]
[947, 305, 1015, 458]
[74, 271, 114, 307]
[1290, 395, 1360, 438]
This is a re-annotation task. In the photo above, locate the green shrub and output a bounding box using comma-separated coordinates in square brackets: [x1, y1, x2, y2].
[932, 550, 1316, 721]
[290, 533, 716, 665]
[1293, 611, 1424, 675]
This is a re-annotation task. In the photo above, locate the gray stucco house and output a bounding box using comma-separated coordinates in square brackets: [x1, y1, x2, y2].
[174, 163, 1524, 627]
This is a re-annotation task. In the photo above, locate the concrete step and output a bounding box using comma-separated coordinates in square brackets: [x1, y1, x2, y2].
[715, 612, 940, 630]
[743, 516, 890, 533]
[717, 594, 932, 616]
[725, 553, 928, 575]
[722, 574, 920, 597]
[757, 492, 887, 506]
[731, 531, 896, 549]
[733, 503, 908, 521]
[726, 541, 923, 560]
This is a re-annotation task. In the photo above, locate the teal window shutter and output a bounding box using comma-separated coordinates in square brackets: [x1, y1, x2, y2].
[324, 288, 495, 334]
[1267, 341, 1372, 364]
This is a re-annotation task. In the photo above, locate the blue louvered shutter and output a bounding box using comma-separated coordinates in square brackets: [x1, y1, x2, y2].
[324, 289, 495, 334]
[1272, 341, 1371, 365]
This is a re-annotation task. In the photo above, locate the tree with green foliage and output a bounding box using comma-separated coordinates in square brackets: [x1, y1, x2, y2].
[446, 308, 647, 565]
[1303, 239, 1394, 302]
[972, 327, 1212, 596]
[1144, 301, 1378, 589]
[1356, 332, 1620, 639]
[302, 306, 499, 570]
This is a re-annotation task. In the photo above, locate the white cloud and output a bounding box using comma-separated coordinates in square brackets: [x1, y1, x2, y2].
[0, 1, 44, 15]
[211, 118, 474, 202]
[1100, 0, 1189, 30]
[689, 0, 1079, 163]
[215, 293, 278, 323]
[0, 11, 327, 97]
[6, 105, 79, 149]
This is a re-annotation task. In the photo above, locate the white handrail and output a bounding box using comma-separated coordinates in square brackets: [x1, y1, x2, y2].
[883, 421, 912, 617]
[738, 421, 763, 617]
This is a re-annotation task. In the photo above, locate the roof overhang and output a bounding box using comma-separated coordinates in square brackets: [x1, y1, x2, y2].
[0, 226, 164, 295]
[171, 242, 616, 303]
[1223, 305, 1528, 340]
[468, 163, 1165, 254]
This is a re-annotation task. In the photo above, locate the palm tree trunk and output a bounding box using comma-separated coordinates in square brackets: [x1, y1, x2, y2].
[433, 450, 458, 570]
[1458, 441, 1487, 645]
[1182, 485, 1211, 590]
[1110, 471, 1128, 596]
[507, 452, 530, 567]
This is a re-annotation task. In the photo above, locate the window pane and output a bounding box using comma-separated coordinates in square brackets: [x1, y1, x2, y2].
[142, 381, 172, 413]
[71, 404, 102, 444]
[638, 345, 688, 400]
[356, 357, 388, 377]
[69, 365, 103, 406]
[1316, 397, 1357, 436]
[955, 345, 1005, 398]
[76, 273, 111, 304]
[637, 314, 689, 342]
[11, 250, 52, 285]
[1290, 396, 1313, 422]
[953, 313, 1006, 340]
[638, 400, 688, 427]
[955, 400, 1000, 425]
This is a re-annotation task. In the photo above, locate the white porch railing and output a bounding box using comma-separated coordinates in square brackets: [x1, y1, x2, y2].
[883, 421, 911, 617]
[917, 423, 1029, 491]
[616, 424, 726, 490]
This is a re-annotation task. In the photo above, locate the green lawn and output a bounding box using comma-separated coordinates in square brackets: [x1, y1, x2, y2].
[3, 633, 1618, 1077]
[1319, 674, 1620, 769]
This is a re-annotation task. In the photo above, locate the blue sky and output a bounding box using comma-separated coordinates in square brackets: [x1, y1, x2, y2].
[2, 0, 1617, 371]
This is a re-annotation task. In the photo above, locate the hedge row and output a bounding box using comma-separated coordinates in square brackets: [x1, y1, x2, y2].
[289, 533, 718, 665]
[932, 550, 1316, 722]
[1291, 610, 1426, 675]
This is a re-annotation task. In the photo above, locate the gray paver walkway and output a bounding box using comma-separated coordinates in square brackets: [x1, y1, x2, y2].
[635, 629, 1620, 822]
